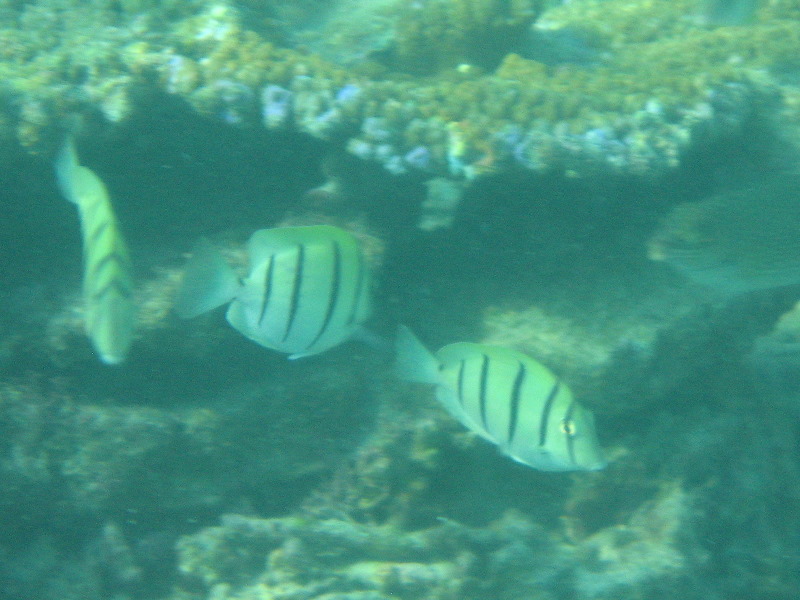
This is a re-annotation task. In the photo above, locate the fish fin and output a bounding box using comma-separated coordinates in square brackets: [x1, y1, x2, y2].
[394, 325, 441, 384]
[55, 136, 108, 206]
[55, 137, 80, 204]
[174, 239, 240, 319]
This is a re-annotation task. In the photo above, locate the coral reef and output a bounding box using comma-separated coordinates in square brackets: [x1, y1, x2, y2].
[0, 0, 798, 179]
[174, 510, 571, 600]
[571, 482, 708, 600]
[0, 368, 368, 518]
[0, 326, 379, 598]
[1, 2, 800, 600]
[172, 446, 717, 600]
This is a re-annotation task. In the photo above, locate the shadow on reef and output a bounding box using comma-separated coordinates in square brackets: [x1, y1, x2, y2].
[76, 89, 327, 249]
[381, 111, 791, 342]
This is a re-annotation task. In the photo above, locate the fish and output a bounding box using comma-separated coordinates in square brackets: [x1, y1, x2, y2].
[175, 225, 372, 359]
[702, 0, 760, 26]
[521, 24, 605, 67]
[55, 136, 135, 365]
[647, 178, 800, 296]
[394, 325, 606, 472]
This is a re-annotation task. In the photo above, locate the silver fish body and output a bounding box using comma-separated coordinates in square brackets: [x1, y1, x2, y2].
[175, 225, 371, 358]
[703, 0, 760, 26]
[395, 326, 606, 472]
[55, 137, 135, 365]
[648, 179, 800, 296]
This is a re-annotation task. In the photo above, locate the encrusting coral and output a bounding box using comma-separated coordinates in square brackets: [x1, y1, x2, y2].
[0, 0, 798, 179]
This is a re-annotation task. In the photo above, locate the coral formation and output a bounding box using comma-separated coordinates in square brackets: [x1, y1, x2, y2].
[571, 482, 707, 600]
[172, 467, 716, 600]
[175, 510, 571, 600]
[0, 0, 797, 178]
[1, 2, 800, 600]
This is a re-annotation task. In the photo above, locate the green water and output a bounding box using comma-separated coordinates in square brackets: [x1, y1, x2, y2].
[0, 1, 798, 599]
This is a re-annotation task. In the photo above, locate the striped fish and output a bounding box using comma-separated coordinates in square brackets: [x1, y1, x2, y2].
[175, 225, 372, 358]
[395, 326, 606, 472]
[55, 137, 135, 365]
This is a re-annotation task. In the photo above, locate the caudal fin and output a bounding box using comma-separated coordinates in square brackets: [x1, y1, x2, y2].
[174, 240, 240, 319]
[55, 137, 81, 204]
[394, 325, 440, 384]
[55, 136, 108, 207]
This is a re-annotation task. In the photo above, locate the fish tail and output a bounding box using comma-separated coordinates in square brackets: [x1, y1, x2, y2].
[56, 136, 113, 210]
[174, 239, 240, 319]
[394, 325, 440, 384]
[55, 136, 82, 204]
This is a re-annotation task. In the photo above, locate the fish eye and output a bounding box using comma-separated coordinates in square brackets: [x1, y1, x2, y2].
[560, 420, 576, 436]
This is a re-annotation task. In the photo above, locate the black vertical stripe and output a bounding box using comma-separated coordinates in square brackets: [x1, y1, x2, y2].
[563, 401, 578, 465]
[91, 277, 133, 301]
[478, 354, 490, 433]
[282, 244, 304, 342]
[347, 248, 365, 325]
[456, 360, 467, 407]
[538, 380, 561, 447]
[257, 255, 275, 326]
[87, 221, 111, 249]
[507, 361, 526, 444]
[306, 241, 341, 349]
[87, 270, 133, 302]
[87, 252, 128, 288]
